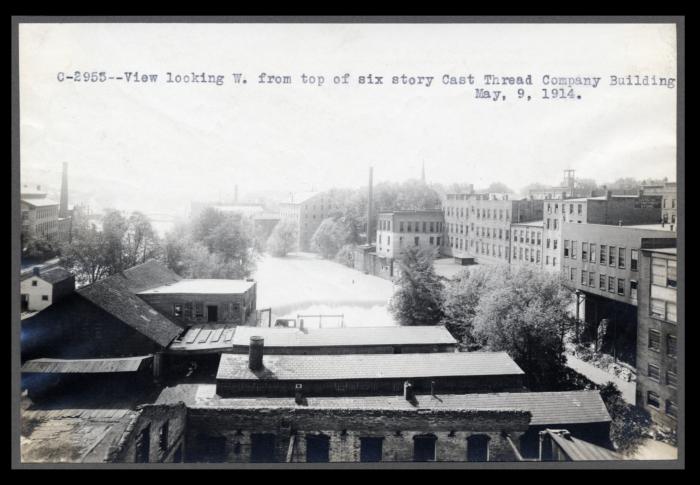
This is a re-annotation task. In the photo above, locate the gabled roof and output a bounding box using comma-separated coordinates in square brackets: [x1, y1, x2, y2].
[21, 198, 59, 208]
[21, 356, 152, 374]
[77, 260, 184, 347]
[545, 429, 622, 460]
[26, 267, 74, 285]
[217, 351, 524, 381]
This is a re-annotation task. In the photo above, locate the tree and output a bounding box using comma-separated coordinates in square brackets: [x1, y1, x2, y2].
[59, 221, 111, 286]
[599, 382, 652, 455]
[161, 221, 191, 274]
[101, 209, 129, 273]
[22, 233, 60, 261]
[266, 219, 298, 257]
[450, 265, 575, 390]
[389, 246, 444, 326]
[310, 217, 351, 259]
[484, 182, 513, 194]
[204, 215, 255, 274]
[574, 177, 599, 196]
[440, 265, 496, 347]
[123, 212, 161, 268]
[607, 177, 641, 192]
[335, 244, 356, 267]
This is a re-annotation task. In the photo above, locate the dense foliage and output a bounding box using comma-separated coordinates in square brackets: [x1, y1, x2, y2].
[599, 382, 652, 455]
[389, 246, 444, 326]
[266, 219, 298, 257]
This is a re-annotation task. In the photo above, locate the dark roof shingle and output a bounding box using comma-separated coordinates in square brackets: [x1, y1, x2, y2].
[77, 260, 184, 347]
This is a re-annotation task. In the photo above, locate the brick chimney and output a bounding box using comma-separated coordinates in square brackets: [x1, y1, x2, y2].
[248, 336, 264, 370]
[403, 380, 414, 401]
[59, 162, 69, 218]
[32, 266, 40, 276]
[294, 383, 304, 404]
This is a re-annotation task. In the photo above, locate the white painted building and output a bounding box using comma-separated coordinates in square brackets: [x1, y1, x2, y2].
[20, 267, 75, 312]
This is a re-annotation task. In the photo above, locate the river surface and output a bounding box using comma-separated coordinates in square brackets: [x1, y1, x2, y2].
[251, 252, 397, 328]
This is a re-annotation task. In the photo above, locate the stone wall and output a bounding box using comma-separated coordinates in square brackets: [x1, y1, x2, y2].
[185, 407, 529, 463]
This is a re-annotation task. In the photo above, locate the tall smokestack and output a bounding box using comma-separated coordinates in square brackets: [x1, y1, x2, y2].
[249, 336, 264, 370]
[59, 162, 69, 218]
[367, 167, 373, 245]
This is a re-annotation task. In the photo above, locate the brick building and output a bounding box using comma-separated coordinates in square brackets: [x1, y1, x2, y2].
[279, 192, 335, 251]
[635, 246, 678, 430]
[640, 182, 677, 227]
[560, 222, 676, 365]
[375, 210, 444, 259]
[510, 221, 544, 268]
[443, 193, 543, 265]
[542, 193, 664, 274]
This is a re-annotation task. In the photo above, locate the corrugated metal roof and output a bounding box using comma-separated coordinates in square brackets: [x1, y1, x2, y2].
[546, 429, 622, 460]
[157, 384, 610, 426]
[216, 351, 524, 381]
[21, 355, 152, 374]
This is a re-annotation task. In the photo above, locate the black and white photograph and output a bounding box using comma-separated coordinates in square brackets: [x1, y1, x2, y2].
[11, 17, 684, 468]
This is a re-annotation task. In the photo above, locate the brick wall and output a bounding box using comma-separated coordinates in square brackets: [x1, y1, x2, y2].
[116, 403, 187, 463]
[140, 290, 255, 326]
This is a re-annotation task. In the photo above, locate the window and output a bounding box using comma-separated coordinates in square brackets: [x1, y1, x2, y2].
[589, 272, 595, 287]
[553, 239, 557, 250]
[647, 391, 660, 409]
[173, 304, 183, 318]
[407, 222, 412, 233]
[600, 245, 607, 265]
[608, 276, 615, 292]
[667, 335, 677, 357]
[618, 248, 626, 269]
[41, 295, 49, 301]
[135, 425, 151, 463]
[590, 244, 596, 263]
[630, 280, 638, 301]
[184, 302, 193, 319]
[570, 267, 576, 282]
[617, 278, 625, 296]
[467, 435, 490, 462]
[571, 241, 577, 259]
[582, 242, 588, 261]
[553, 219, 558, 230]
[577, 204, 582, 215]
[429, 222, 434, 232]
[631, 249, 639, 271]
[413, 435, 437, 462]
[666, 370, 677, 388]
[648, 330, 661, 351]
[360, 437, 383, 462]
[306, 434, 330, 463]
[581, 270, 586, 286]
[552, 257, 557, 266]
[666, 400, 678, 419]
[608, 246, 616, 266]
[422, 222, 427, 233]
[195, 302, 204, 318]
[31, 280, 37, 287]
[564, 240, 570, 257]
[399, 222, 404, 232]
[546, 238, 550, 249]
[429, 236, 434, 245]
[647, 364, 660, 382]
[414, 236, 419, 246]
[251, 434, 277, 463]
[159, 420, 169, 452]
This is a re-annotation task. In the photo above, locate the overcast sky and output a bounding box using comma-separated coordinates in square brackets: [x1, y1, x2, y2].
[19, 22, 677, 214]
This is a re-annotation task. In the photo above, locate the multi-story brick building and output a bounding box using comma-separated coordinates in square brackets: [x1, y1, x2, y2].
[375, 210, 444, 260]
[510, 221, 544, 268]
[279, 192, 336, 251]
[560, 222, 676, 365]
[640, 182, 677, 227]
[635, 246, 678, 430]
[542, 193, 665, 274]
[443, 193, 543, 265]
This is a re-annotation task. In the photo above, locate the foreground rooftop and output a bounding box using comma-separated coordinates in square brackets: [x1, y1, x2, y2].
[157, 384, 610, 426]
[216, 351, 524, 381]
